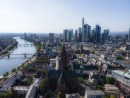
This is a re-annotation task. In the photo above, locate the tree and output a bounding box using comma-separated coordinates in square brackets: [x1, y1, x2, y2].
[110, 94, 115, 98]
[106, 77, 115, 85]
[57, 92, 65, 98]
[11, 68, 17, 73]
[78, 77, 83, 82]
[5, 90, 13, 98]
[102, 96, 109, 98]
[116, 56, 124, 60]
[3, 72, 9, 77]
[0, 90, 13, 98]
[96, 85, 103, 90]
[39, 77, 50, 94]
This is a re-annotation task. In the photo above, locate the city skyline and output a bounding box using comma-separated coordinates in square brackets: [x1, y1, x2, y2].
[0, 0, 130, 33]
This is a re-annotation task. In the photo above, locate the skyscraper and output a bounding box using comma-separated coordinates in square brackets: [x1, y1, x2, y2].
[78, 28, 82, 42]
[69, 29, 73, 42]
[49, 33, 54, 43]
[95, 25, 101, 42]
[102, 29, 109, 43]
[63, 29, 69, 42]
[128, 28, 130, 41]
[90, 29, 95, 42]
[82, 17, 85, 42]
[75, 30, 78, 42]
[84, 24, 91, 42]
[63, 29, 73, 42]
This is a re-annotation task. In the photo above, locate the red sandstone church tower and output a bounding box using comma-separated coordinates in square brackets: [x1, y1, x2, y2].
[60, 45, 68, 70]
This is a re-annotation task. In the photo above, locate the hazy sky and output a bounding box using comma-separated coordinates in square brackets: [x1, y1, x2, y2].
[0, 0, 130, 33]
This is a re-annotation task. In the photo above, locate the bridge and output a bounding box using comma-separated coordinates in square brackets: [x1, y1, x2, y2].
[7, 53, 34, 58]
[18, 44, 34, 47]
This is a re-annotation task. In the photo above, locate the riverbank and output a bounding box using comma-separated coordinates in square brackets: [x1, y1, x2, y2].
[0, 52, 36, 84]
[0, 38, 36, 82]
[0, 40, 18, 58]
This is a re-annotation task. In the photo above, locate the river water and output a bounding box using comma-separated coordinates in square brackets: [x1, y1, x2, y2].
[0, 37, 36, 76]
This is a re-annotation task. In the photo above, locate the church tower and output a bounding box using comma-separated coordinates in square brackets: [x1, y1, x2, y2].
[61, 45, 68, 70]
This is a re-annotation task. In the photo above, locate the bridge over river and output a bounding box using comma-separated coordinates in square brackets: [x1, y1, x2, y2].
[0, 37, 36, 76]
[18, 44, 34, 47]
[7, 53, 34, 58]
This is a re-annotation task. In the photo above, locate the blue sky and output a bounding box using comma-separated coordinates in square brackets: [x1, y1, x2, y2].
[0, 0, 130, 33]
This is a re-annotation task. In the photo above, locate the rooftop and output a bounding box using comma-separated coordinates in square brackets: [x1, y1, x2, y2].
[85, 90, 105, 95]
[104, 84, 120, 92]
[14, 86, 29, 91]
[112, 70, 130, 79]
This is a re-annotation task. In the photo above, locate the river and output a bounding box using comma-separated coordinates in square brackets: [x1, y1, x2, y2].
[0, 37, 36, 76]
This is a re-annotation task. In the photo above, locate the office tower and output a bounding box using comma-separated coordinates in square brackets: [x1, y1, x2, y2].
[59, 34, 63, 42]
[49, 33, 54, 43]
[75, 30, 78, 42]
[63, 29, 69, 42]
[90, 29, 96, 42]
[102, 29, 109, 43]
[107, 35, 111, 41]
[128, 28, 130, 41]
[69, 29, 73, 42]
[30, 34, 37, 41]
[63, 30, 67, 42]
[82, 17, 85, 42]
[59, 34, 63, 40]
[63, 29, 73, 42]
[95, 25, 101, 42]
[78, 28, 82, 42]
[84, 24, 91, 42]
[55, 38, 60, 44]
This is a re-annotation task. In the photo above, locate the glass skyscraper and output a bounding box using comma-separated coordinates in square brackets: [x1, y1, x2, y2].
[95, 25, 101, 42]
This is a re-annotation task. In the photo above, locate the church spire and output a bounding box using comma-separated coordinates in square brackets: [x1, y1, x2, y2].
[61, 44, 68, 70]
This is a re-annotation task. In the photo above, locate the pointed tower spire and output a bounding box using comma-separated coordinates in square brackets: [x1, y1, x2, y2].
[61, 44, 68, 70]
[82, 17, 85, 42]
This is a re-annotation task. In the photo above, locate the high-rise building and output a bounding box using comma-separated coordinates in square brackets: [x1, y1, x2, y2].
[78, 28, 82, 42]
[84, 24, 91, 42]
[90, 29, 95, 42]
[82, 17, 85, 42]
[63, 29, 73, 42]
[128, 28, 130, 41]
[75, 30, 78, 42]
[63, 29, 69, 42]
[69, 29, 73, 42]
[95, 25, 101, 42]
[102, 29, 109, 43]
[49, 33, 54, 43]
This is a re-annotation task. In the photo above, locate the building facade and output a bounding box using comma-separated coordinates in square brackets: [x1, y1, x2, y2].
[128, 28, 130, 41]
[112, 70, 130, 94]
[95, 25, 101, 42]
[85, 90, 105, 98]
